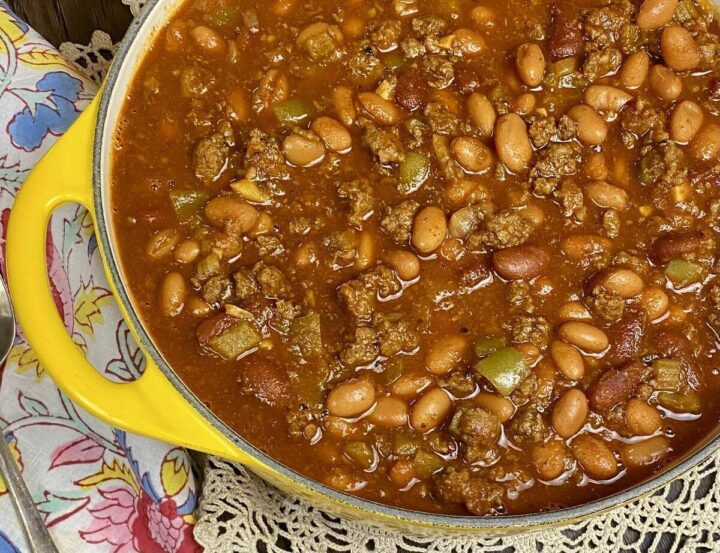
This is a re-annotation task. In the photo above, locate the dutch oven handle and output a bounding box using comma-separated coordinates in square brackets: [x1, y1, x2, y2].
[6, 97, 246, 462]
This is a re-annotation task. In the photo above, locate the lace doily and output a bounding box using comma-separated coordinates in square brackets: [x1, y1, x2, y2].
[58, 2, 720, 551]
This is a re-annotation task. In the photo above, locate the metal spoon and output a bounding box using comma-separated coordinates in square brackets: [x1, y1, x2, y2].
[0, 275, 59, 553]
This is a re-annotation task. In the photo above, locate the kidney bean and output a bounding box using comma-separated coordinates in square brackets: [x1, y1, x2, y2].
[312, 116, 352, 153]
[588, 361, 646, 413]
[568, 105, 607, 145]
[451, 136, 494, 173]
[661, 25, 701, 71]
[552, 389, 589, 438]
[548, 4, 583, 60]
[689, 123, 720, 162]
[332, 85, 356, 126]
[160, 272, 187, 317]
[669, 100, 704, 144]
[382, 249, 420, 280]
[559, 322, 608, 353]
[358, 92, 402, 125]
[494, 113, 533, 173]
[368, 397, 408, 427]
[594, 267, 644, 299]
[619, 50, 650, 89]
[467, 93, 496, 137]
[426, 334, 471, 375]
[637, 0, 678, 30]
[607, 309, 647, 365]
[491, 245, 548, 281]
[516, 43, 546, 87]
[625, 398, 662, 435]
[326, 378, 376, 418]
[649, 65, 683, 101]
[584, 85, 632, 113]
[571, 434, 618, 480]
[648, 231, 704, 265]
[709, 79, 720, 101]
[239, 360, 291, 408]
[561, 235, 612, 260]
[621, 436, 670, 467]
[550, 340, 585, 380]
[412, 206, 447, 254]
[474, 392, 515, 422]
[532, 440, 567, 480]
[391, 372, 434, 398]
[395, 68, 427, 112]
[410, 387, 453, 432]
[585, 181, 628, 211]
[639, 287, 669, 321]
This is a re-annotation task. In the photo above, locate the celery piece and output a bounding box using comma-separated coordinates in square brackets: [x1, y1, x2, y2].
[393, 433, 421, 456]
[272, 98, 312, 125]
[657, 390, 701, 414]
[473, 347, 529, 396]
[383, 357, 404, 384]
[289, 311, 323, 358]
[344, 441, 375, 469]
[665, 259, 704, 288]
[652, 358, 683, 392]
[398, 152, 430, 194]
[170, 189, 209, 222]
[474, 335, 508, 358]
[413, 450, 445, 479]
[209, 320, 261, 360]
[384, 52, 405, 69]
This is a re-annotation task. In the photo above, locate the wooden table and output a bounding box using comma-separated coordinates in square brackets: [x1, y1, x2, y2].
[7, 0, 133, 48]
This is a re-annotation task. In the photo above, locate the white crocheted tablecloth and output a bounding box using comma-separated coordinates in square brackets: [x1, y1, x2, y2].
[59, 1, 720, 552]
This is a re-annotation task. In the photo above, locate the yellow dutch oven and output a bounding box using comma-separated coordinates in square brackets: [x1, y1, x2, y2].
[6, 0, 720, 535]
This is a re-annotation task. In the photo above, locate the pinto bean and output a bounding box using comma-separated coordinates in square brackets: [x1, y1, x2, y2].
[532, 440, 567, 480]
[491, 245, 548, 280]
[333, 85, 356, 126]
[467, 93, 496, 137]
[661, 24, 701, 71]
[619, 50, 650, 89]
[282, 131, 326, 167]
[670, 101, 704, 144]
[561, 234, 612, 260]
[552, 389, 589, 438]
[595, 267, 644, 298]
[584, 85, 632, 113]
[689, 123, 720, 162]
[390, 372, 434, 398]
[548, 4, 583, 60]
[451, 136, 493, 173]
[568, 105, 607, 145]
[585, 152, 609, 180]
[625, 399, 662, 435]
[513, 93, 536, 116]
[558, 301, 592, 322]
[368, 397, 408, 427]
[621, 436, 670, 467]
[637, 0, 678, 30]
[585, 181, 628, 211]
[258, 68, 290, 109]
[474, 392, 514, 422]
[410, 388, 453, 432]
[191, 25, 227, 55]
[388, 459, 416, 487]
[550, 340, 585, 380]
[648, 231, 704, 265]
[311, 116, 352, 152]
[649, 65, 683, 101]
[160, 272, 187, 317]
[452, 28, 487, 55]
[326, 378, 376, 418]
[426, 334, 471, 375]
[358, 92, 402, 125]
[382, 249, 420, 280]
[494, 113, 533, 173]
[588, 361, 646, 413]
[559, 322, 609, 353]
[571, 434, 618, 480]
[174, 239, 200, 264]
[515, 43, 546, 87]
[411, 206, 447, 254]
[639, 287, 669, 321]
[146, 228, 182, 259]
[205, 196, 259, 233]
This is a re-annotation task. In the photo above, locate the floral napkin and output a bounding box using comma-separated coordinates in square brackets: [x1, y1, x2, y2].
[0, 3, 200, 552]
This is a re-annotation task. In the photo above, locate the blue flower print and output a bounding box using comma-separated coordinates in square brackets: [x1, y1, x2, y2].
[0, 531, 20, 553]
[7, 71, 84, 152]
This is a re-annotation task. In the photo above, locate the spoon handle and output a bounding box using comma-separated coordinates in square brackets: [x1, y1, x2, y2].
[0, 432, 59, 553]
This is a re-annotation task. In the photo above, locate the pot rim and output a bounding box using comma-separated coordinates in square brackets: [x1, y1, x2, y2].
[92, 0, 720, 530]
